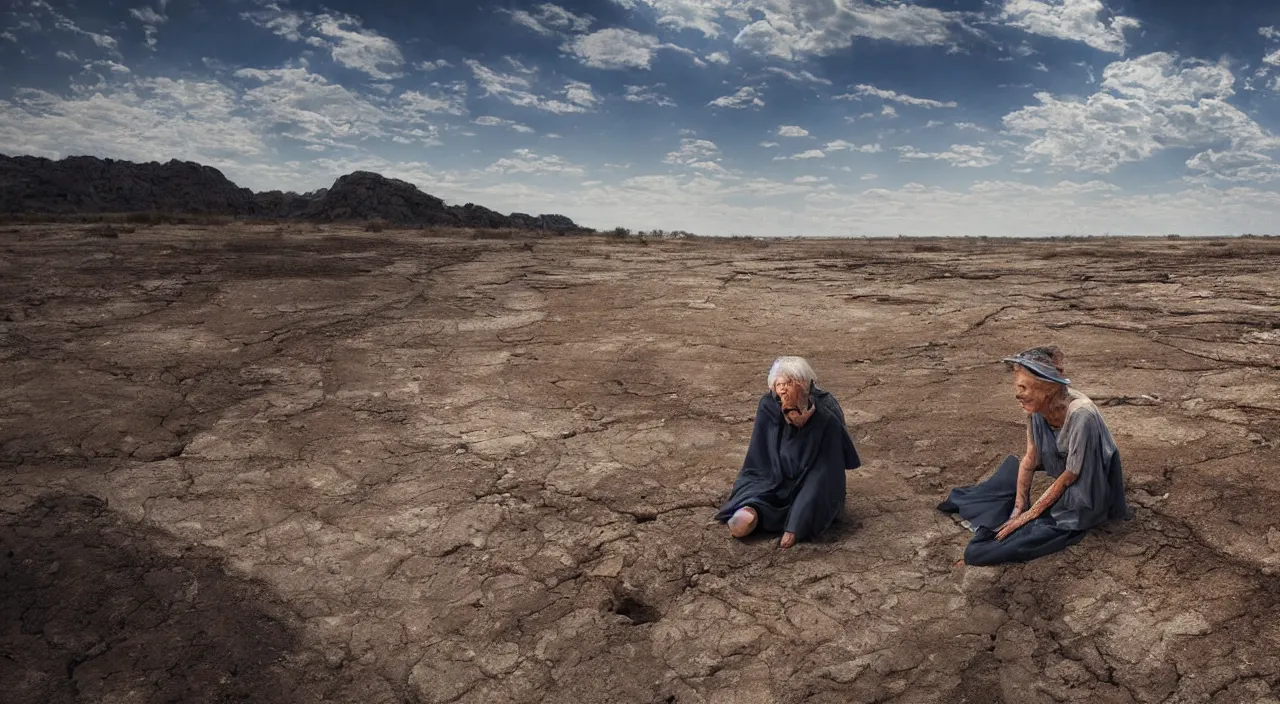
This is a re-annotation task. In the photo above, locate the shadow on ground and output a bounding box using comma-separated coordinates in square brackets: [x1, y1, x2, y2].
[1, 493, 387, 703]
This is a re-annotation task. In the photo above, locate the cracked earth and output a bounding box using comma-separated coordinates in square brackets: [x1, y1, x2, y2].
[2, 224, 1279, 703]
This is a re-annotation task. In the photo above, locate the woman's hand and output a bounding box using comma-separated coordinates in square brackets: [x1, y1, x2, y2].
[995, 513, 1030, 541]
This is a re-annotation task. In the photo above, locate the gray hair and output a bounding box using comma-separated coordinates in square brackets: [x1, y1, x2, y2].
[767, 356, 816, 390]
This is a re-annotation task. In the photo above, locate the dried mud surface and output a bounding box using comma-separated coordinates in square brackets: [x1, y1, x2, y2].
[2, 225, 1279, 704]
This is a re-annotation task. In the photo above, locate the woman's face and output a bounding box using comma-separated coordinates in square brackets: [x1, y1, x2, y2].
[1013, 367, 1058, 414]
[773, 375, 808, 413]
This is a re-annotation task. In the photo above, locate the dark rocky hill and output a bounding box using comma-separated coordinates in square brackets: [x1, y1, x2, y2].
[0, 154, 588, 231]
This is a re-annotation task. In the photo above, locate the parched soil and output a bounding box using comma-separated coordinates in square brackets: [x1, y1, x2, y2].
[2, 224, 1279, 704]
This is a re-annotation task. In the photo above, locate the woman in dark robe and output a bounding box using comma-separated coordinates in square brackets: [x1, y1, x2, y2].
[715, 357, 861, 548]
[938, 346, 1132, 565]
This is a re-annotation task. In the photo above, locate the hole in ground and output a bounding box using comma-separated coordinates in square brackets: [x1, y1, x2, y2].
[611, 595, 660, 625]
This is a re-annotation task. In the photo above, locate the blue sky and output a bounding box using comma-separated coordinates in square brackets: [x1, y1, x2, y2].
[2, 0, 1280, 236]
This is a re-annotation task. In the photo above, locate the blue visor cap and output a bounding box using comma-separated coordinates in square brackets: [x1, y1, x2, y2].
[1002, 355, 1071, 385]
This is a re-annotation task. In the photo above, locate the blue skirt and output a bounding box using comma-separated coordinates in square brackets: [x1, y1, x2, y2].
[937, 455, 1087, 566]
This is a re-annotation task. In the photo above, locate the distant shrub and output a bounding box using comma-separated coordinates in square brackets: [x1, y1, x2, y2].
[124, 211, 166, 225]
[85, 224, 133, 238]
[912, 242, 944, 252]
[365, 219, 388, 233]
[610, 226, 631, 237]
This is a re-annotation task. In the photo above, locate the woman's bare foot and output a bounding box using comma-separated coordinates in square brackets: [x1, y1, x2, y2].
[728, 507, 758, 539]
[779, 532, 796, 549]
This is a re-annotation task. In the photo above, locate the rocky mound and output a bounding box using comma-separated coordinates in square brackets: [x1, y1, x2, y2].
[0, 155, 257, 215]
[0, 154, 588, 231]
[301, 171, 455, 225]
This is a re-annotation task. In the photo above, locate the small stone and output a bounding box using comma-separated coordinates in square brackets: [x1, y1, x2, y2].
[589, 555, 624, 578]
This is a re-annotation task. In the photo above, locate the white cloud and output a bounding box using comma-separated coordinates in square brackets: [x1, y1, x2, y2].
[1262, 26, 1279, 41]
[763, 66, 832, 85]
[505, 3, 594, 36]
[835, 84, 958, 108]
[417, 59, 452, 71]
[473, 116, 536, 134]
[401, 84, 468, 116]
[235, 66, 436, 147]
[56, 50, 79, 61]
[561, 28, 663, 69]
[999, 0, 1139, 55]
[706, 51, 730, 64]
[239, 6, 404, 79]
[310, 13, 404, 79]
[624, 84, 676, 107]
[466, 60, 589, 113]
[559, 171, 1280, 237]
[731, 0, 966, 61]
[825, 140, 881, 152]
[708, 86, 764, 109]
[793, 175, 827, 183]
[956, 122, 987, 131]
[620, 0, 734, 38]
[860, 173, 878, 180]
[1265, 49, 1280, 68]
[664, 138, 722, 167]
[240, 4, 308, 42]
[1003, 53, 1279, 172]
[0, 79, 268, 169]
[486, 148, 584, 176]
[1185, 149, 1280, 183]
[760, 141, 779, 147]
[881, 105, 898, 118]
[897, 144, 1002, 167]
[37, 0, 120, 53]
[778, 125, 809, 137]
[564, 80, 598, 108]
[92, 60, 131, 75]
[129, 7, 167, 24]
[774, 149, 826, 160]
[1, 31, 16, 42]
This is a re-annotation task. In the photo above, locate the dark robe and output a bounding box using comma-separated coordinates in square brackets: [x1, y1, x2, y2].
[715, 387, 861, 541]
[938, 389, 1132, 565]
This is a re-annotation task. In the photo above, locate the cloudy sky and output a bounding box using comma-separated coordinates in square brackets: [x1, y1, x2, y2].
[3, 0, 1280, 236]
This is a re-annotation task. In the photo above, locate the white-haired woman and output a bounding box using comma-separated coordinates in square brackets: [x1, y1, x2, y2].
[715, 357, 861, 548]
[938, 346, 1132, 565]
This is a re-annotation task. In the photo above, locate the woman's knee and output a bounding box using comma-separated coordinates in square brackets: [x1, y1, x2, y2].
[963, 539, 1004, 566]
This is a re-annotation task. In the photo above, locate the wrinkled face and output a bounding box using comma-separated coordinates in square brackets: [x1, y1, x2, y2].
[1013, 367, 1059, 414]
[773, 375, 809, 414]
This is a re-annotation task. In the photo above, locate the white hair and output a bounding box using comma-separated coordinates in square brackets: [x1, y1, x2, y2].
[767, 356, 816, 390]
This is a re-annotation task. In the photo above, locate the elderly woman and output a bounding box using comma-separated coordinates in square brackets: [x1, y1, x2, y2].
[938, 346, 1132, 565]
[715, 357, 861, 548]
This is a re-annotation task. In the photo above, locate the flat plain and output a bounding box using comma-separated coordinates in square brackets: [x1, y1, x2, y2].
[2, 224, 1279, 704]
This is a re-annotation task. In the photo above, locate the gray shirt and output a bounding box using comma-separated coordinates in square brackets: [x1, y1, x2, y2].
[1029, 389, 1126, 531]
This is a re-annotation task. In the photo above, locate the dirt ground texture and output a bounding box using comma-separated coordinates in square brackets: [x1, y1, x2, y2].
[2, 224, 1279, 704]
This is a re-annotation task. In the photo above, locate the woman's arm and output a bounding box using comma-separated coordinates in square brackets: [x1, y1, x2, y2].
[997, 418, 1088, 541]
[1014, 424, 1037, 512]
